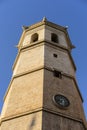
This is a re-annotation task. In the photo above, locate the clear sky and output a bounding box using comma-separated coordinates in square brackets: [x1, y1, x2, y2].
[0, 0, 87, 119]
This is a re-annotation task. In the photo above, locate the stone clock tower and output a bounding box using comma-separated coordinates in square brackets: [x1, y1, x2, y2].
[0, 18, 87, 130]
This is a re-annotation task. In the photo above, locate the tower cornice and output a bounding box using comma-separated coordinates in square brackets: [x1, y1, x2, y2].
[4, 65, 83, 103]
[1, 106, 86, 129]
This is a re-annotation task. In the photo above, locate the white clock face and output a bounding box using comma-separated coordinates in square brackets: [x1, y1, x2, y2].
[53, 94, 70, 108]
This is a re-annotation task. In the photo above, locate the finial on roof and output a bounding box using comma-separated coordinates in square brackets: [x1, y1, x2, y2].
[65, 26, 68, 29]
[42, 17, 47, 22]
[22, 26, 29, 31]
[71, 44, 76, 49]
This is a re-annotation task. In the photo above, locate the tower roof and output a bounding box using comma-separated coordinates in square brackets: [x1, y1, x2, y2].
[22, 17, 67, 32]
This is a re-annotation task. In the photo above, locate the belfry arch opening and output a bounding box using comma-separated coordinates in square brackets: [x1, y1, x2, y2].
[31, 33, 38, 43]
[51, 33, 59, 43]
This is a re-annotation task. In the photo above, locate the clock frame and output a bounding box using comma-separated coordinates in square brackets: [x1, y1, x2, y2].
[53, 94, 70, 109]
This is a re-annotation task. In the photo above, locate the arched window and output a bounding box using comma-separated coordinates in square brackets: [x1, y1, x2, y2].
[51, 33, 58, 43]
[31, 33, 38, 43]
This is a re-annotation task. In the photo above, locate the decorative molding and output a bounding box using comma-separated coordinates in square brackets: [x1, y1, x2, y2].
[4, 65, 83, 102]
[0, 107, 85, 126]
[13, 40, 76, 72]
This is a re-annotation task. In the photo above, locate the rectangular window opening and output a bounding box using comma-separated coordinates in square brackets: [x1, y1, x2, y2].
[53, 70, 62, 79]
[53, 53, 57, 58]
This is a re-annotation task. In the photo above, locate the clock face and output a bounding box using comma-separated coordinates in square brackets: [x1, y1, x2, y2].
[53, 94, 70, 108]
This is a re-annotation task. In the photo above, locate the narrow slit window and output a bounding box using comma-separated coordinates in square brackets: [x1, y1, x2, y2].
[31, 33, 38, 43]
[53, 70, 62, 79]
[51, 33, 58, 43]
[53, 53, 58, 58]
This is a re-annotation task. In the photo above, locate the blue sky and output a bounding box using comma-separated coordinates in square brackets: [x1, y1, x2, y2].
[0, 0, 87, 119]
